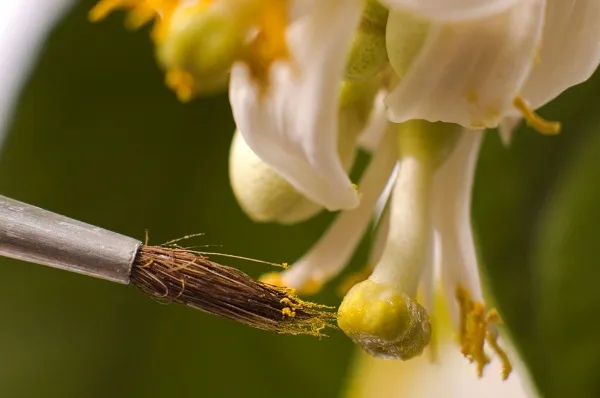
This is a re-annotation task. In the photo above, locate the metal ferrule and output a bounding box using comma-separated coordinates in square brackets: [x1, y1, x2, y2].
[0, 195, 141, 284]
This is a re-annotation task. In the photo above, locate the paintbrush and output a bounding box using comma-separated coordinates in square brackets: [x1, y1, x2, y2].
[0, 195, 335, 336]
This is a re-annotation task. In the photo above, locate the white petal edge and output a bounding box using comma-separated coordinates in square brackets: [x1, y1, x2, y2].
[0, 0, 73, 149]
[517, 0, 600, 109]
[282, 128, 397, 289]
[229, 0, 363, 211]
[358, 91, 389, 152]
[348, 343, 537, 398]
[498, 116, 522, 147]
[381, 0, 521, 22]
[432, 130, 485, 328]
[385, 0, 545, 129]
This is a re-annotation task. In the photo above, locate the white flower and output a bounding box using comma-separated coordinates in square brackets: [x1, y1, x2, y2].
[346, 326, 538, 398]
[93, 0, 600, 381]
[382, 0, 600, 132]
[229, 0, 365, 212]
[273, 116, 515, 377]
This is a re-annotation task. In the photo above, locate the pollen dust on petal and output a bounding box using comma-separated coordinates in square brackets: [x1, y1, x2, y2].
[456, 286, 513, 380]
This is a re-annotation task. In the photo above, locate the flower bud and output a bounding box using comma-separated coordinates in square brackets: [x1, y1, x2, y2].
[345, 0, 389, 81]
[229, 131, 322, 224]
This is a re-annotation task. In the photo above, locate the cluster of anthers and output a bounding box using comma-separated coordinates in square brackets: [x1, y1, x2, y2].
[91, 0, 599, 383]
[91, 0, 289, 101]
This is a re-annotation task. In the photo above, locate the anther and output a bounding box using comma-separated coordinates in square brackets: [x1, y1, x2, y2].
[513, 96, 561, 135]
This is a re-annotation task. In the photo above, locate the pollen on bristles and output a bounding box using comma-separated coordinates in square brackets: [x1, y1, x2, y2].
[131, 245, 337, 336]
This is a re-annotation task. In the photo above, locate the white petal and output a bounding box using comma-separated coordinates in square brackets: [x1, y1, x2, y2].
[282, 128, 397, 289]
[432, 131, 484, 327]
[385, 0, 545, 129]
[498, 116, 522, 147]
[381, 0, 521, 21]
[0, 0, 73, 147]
[518, 0, 600, 109]
[358, 91, 390, 152]
[229, 0, 363, 211]
[348, 343, 538, 398]
[369, 201, 391, 267]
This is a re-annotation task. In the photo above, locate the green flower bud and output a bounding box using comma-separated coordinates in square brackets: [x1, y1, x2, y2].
[345, 0, 389, 81]
[229, 131, 322, 224]
[157, 5, 250, 99]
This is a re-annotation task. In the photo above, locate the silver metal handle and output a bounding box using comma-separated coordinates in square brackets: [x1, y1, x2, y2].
[0, 195, 141, 284]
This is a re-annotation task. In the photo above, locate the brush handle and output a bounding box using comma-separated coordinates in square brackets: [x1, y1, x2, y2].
[0, 195, 141, 284]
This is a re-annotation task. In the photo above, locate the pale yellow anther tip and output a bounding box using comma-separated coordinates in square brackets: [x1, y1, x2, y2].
[513, 96, 561, 135]
[337, 280, 431, 360]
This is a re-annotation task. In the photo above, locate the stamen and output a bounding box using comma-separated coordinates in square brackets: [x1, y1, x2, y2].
[455, 286, 513, 379]
[90, 0, 179, 41]
[513, 96, 561, 135]
[89, 0, 133, 22]
[486, 330, 512, 380]
[245, 0, 290, 85]
[165, 68, 196, 102]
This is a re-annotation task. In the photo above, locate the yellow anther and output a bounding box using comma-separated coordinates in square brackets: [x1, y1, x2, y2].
[245, 0, 290, 86]
[513, 96, 561, 135]
[165, 68, 196, 102]
[280, 262, 290, 269]
[465, 302, 490, 376]
[456, 286, 472, 349]
[486, 330, 512, 380]
[90, 0, 179, 41]
[90, 0, 132, 22]
[352, 183, 359, 192]
[455, 286, 512, 379]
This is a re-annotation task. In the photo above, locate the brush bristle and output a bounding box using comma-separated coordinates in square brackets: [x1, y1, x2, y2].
[131, 245, 336, 336]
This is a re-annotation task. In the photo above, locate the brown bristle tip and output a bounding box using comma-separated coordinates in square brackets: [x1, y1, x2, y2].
[131, 245, 337, 337]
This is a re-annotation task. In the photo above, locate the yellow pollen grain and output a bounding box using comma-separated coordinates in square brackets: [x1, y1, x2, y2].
[513, 96, 561, 135]
[165, 68, 196, 102]
[281, 307, 296, 317]
[455, 286, 513, 379]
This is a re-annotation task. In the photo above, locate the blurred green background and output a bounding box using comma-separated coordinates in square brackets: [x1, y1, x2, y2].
[0, 1, 599, 397]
